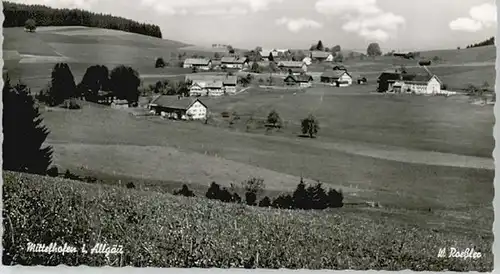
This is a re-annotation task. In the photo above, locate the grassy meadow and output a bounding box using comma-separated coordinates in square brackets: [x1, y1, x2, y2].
[2, 172, 493, 270]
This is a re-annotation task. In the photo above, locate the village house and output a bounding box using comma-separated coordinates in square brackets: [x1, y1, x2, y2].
[310, 51, 334, 62]
[377, 69, 443, 94]
[260, 49, 279, 61]
[277, 61, 308, 75]
[185, 75, 238, 96]
[302, 56, 312, 65]
[284, 74, 314, 88]
[221, 56, 249, 70]
[149, 96, 208, 120]
[211, 60, 222, 70]
[183, 58, 212, 70]
[320, 70, 353, 87]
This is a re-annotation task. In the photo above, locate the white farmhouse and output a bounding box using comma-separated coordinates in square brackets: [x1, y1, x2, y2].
[148, 96, 208, 120]
[388, 75, 443, 94]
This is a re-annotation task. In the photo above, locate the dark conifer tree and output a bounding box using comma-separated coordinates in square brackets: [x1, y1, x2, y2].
[3, 74, 53, 175]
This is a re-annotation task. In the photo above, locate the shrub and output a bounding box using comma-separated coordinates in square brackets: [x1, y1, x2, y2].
[174, 184, 196, 197]
[272, 194, 294, 209]
[155, 57, 166, 68]
[46, 166, 59, 177]
[266, 110, 282, 129]
[24, 18, 36, 32]
[206, 182, 222, 200]
[126, 182, 136, 189]
[231, 192, 242, 203]
[245, 191, 257, 206]
[258, 196, 272, 207]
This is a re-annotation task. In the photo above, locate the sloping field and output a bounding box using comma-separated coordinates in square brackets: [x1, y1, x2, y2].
[41, 100, 493, 210]
[2, 171, 493, 270]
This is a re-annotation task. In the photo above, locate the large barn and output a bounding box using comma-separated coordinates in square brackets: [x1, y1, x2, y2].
[320, 70, 353, 87]
[149, 96, 208, 120]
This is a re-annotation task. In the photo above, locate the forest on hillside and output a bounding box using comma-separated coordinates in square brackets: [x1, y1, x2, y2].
[3, 1, 163, 39]
[466, 37, 495, 49]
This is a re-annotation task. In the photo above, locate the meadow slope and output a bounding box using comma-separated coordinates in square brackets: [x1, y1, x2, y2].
[2, 171, 493, 271]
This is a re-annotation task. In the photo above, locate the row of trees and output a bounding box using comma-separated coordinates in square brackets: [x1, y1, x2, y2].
[37, 63, 142, 106]
[264, 110, 319, 138]
[466, 37, 495, 49]
[3, 1, 162, 38]
[150, 79, 191, 97]
[309, 40, 342, 54]
[176, 177, 344, 210]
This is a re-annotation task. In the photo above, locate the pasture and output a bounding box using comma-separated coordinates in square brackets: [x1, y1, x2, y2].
[2, 171, 493, 270]
[41, 85, 494, 214]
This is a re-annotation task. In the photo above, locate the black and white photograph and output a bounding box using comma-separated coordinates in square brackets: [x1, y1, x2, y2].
[1, 0, 497, 272]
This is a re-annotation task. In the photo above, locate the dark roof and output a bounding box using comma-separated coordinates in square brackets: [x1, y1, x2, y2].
[185, 74, 237, 85]
[311, 51, 332, 59]
[284, 74, 313, 82]
[221, 56, 248, 64]
[321, 70, 351, 79]
[150, 96, 207, 110]
[278, 61, 305, 68]
[332, 65, 347, 71]
[184, 58, 211, 66]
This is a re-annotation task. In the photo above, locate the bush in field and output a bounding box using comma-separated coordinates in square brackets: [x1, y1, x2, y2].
[231, 192, 242, 203]
[61, 98, 81, 110]
[251, 62, 263, 73]
[301, 114, 320, 138]
[3, 75, 54, 175]
[46, 166, 59, 177]
[109, 65, 141, 105]
[219, 188, 233, 203]
[245, 192, 257, 206]
[258, 196, 272, 207]
[272, 194, 294, 209]
[206, 182, 222, 200]
[155, 57, 166, 68]
[266, 110, 282, 129]
[126, 182, 136, 189]
[174, 184, 196, 197]
[24, 18, 36, 32]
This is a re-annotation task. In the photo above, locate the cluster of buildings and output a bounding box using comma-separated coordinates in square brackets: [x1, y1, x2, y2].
[186, 74, 238, 97]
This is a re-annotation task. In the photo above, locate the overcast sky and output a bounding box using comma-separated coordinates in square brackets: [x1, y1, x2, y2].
[8, 0, 498, 51]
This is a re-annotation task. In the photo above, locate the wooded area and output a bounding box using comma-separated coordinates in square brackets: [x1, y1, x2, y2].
[3, 1, 163, 38]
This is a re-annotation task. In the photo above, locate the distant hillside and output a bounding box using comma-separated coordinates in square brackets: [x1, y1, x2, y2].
[467, 37, 495, 49]
[3, 1, 162, 39]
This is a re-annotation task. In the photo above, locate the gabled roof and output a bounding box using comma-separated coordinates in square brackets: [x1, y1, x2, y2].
[285, 74, 313, 82]
[221, 56, 248, 64]
[185, 74, 236, 83]
[321, 70, 351, 79]
[206, 81, 224, 88]
[278, 61, 305, 68]
[150, 96, 207, 110]
[311, 51, 332, 59]
[184, 58, 211, 66]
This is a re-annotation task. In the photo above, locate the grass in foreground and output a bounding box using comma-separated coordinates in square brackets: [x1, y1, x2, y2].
[2, 171, 492, 271]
